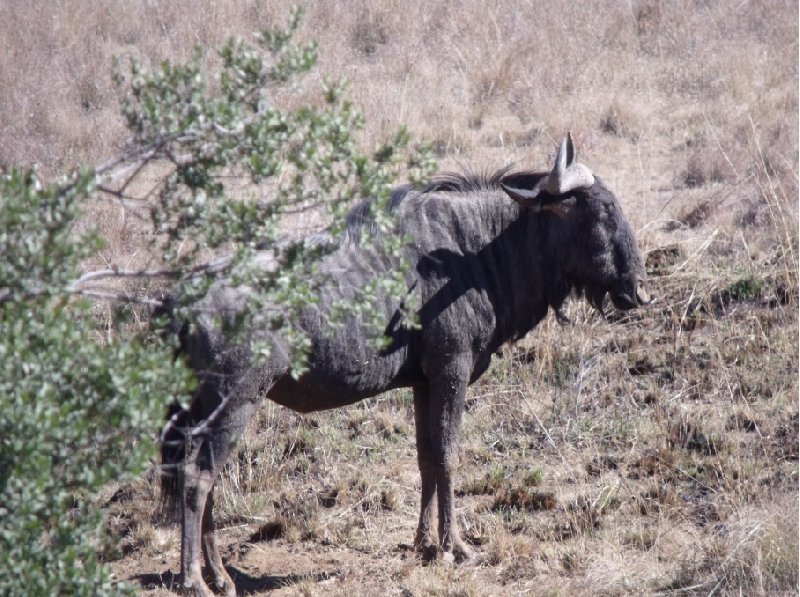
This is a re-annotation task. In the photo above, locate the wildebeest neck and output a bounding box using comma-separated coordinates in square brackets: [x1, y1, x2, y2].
[404, 189, 562, 353]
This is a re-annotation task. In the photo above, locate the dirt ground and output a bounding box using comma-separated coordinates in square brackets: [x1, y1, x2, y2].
[105, 280, 799, 596]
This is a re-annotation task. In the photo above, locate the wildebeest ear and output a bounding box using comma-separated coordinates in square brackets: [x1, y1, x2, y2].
[500, 183, 543, 208]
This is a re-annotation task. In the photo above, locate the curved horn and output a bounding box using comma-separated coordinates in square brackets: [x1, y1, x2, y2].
[565, 132, 576, 165]
[545, 133, 595, 195]
[553, 136, 568, 178]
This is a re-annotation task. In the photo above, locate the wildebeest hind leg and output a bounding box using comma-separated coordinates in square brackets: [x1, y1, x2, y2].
[180, 454, 216, 597]
[413, 386, 438, 560]
[202, 486, 235, 596]
[181, 391, 258, 596]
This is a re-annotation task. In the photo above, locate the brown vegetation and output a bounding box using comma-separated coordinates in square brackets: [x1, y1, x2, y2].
[3, 1, 797, 595]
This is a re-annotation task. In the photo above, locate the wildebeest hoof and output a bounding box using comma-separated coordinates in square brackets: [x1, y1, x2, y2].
[437, 542, 473, 565]
[438, 550, 456, 564]
[214, 581, 236, 597]
[181, 579, 216, 597]
[415, 540, 439, 562]
[209, 575, 236, 597]
[452, 541, 474, 564]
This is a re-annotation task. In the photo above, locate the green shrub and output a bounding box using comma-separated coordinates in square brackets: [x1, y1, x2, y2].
[0, 169, 195, 595]
[106, 6, 434, 371]
[0, 8, 433, 595]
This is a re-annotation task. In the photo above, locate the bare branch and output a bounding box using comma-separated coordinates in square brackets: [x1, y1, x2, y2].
[72, 288, 167, 307]
[68, 268, 185, 288]
[190, 390, 234, 440]
[1, 254, 235, 307]
[68, 255, 235, 291]
[0, 287, 46, 304]
[0, 285, 163, 307]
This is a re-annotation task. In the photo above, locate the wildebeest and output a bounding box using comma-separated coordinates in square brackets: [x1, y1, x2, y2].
[160, 134, 652, 596]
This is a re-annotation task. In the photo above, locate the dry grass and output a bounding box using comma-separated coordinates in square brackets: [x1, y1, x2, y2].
[4, 1, 797, 595]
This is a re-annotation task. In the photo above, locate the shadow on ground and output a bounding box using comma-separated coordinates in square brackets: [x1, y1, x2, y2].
[133, 567, 340, 594]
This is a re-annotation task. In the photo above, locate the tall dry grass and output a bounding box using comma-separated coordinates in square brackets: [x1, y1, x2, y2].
[3, 1, 797, 595]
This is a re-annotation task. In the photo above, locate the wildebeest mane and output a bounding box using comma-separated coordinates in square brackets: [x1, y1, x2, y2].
[421, 167, 547, 194]
[343, 183, 414, 244]
[343, 168, 549, 244]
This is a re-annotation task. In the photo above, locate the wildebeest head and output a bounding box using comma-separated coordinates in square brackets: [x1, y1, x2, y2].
[502, 134, 652, 314]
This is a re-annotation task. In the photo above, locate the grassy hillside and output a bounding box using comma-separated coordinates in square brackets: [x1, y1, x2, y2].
[2, 1, 797, 595]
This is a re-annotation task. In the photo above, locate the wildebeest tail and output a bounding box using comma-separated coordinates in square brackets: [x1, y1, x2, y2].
[160, 401, 191, 522]
[151, 293, 192, 520]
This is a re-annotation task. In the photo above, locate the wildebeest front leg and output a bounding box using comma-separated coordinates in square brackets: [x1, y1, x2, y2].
[428, 357, 473, 562]
[413, 385, 438, 560]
